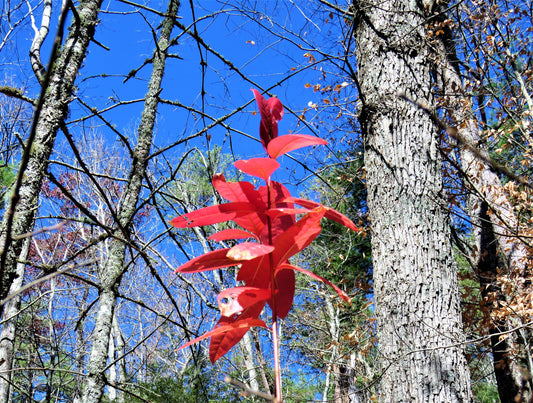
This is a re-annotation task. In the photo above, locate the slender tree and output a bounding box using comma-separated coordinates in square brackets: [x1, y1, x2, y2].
[81, 0, 180, 401]
[430, 3, 532, 399]
[0, 0, 102, 306]
[0, 0, 102, 400]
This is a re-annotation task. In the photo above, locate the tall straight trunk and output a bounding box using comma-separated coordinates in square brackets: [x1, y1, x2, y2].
[80, 1, 180, 401]
[112, 315, 126, 403]
[0, 0, 102, 307]
[435, 31, 532, 401]
[241, 331, 260, 392]
[0, 238, 30, 403]
[352, 0, 472, 401]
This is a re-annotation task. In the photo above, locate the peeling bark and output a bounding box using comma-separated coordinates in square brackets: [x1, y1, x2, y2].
[0, 0, 103, 309]
[0, 238, 30, 403]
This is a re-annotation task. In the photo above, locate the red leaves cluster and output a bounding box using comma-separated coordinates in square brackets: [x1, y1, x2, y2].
[171, 90, 357, 362]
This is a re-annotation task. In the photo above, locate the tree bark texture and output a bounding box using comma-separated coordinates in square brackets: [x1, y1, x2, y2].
[0, 0, 103, 307]
[80, 1, 180, 401]
[353, 0, 472, 401]
[0, 238, 30, 403]
[435, 32, 532, 402]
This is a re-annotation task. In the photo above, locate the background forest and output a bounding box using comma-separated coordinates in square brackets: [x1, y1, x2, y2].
[0, 0, 531, 402]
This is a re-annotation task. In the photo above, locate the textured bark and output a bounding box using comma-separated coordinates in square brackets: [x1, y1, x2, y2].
[113, 315, 127, 403]
[0, 0, 103, 308]
[80, 1, 180, 401]
[353, 0, 472, 401]
[241, 331, 260, 392]
[0, 238, 30, 403]
[435, 33, 532, 402]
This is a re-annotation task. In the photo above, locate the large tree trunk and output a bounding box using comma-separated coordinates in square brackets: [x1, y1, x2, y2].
[352, 0, 472, 401]
[434, 28, 532, 402]
[0, 0, 102, 308]
[80, 1, 180, 401]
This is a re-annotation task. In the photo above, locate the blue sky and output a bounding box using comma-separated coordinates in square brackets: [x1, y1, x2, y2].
[3, 0, 356, 191]
[1, 1, 359, 397]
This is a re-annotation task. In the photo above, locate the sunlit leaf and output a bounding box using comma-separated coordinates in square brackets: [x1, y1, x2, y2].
[277, 263, 351, 303]
[282, 197, 358, 231]
[209, 229, 257, 242]
[209, 302, 266, 362]
[171, 202, 257, 228]
[237, 255, 270, 287]
[212, 174, 264, 206]
[218, 286, 270, 317]
[212, 175, 267, 235]
[271, 207, 325, 266]
[234, 158, 280, 181]
[227, 242, 274, 261]
[175, 249, 236, 273]
[267, 134, 327, 159]
[233, 214, 267, 238]
[178, 317, 267, 358]
[265, 207, 313, 219]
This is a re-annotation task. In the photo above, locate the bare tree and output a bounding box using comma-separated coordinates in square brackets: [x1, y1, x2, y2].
[430, 1, 532, 399]
[0, 0, 103, 305]
[80, 0, 180, 401]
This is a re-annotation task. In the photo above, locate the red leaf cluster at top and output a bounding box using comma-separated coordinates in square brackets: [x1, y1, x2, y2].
[171, 90, 357, 363]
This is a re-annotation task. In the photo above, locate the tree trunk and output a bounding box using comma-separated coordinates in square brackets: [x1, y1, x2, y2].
[241, 331, 260, 392]
[80, 1, 180, 401]
[0, 0, 102, 308]
[0, 238, 30, 403]
[435, 29, 532, 402]
[112, 315, 127, 403]
[352, 0, 472, 401]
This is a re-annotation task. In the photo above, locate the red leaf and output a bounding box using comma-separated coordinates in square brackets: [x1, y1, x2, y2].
[267, 134, 327, 159]
[171, 202, 257, 228]
[270, 268, 295, 319]
[227, 242, 274, 261]
[209, 301, 266, 362]
[178, 317, 267, 355]
[237, 255, 270, 287]
[271, 207, 325, 266]
[218, 286, 270, 317]
[258, 182, 295, 242]
[251, 89, 283, 150]
[278, 263, 351, 303]
[175, 249, 236, 273]
[212, 175, 267, 236]
[212, 174, 264, 206]
[209, 229, 257, 242]
[233, 214, 267, 238]
[282, 197, 358, 231]
[234, 158, 280, 181]
[266, 207, 313, 219]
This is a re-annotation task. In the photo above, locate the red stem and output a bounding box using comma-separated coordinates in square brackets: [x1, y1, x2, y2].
[266, 177, 282, 401]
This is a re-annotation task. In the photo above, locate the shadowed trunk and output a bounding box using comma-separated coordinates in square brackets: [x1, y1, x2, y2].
[433, 22, 532, 401]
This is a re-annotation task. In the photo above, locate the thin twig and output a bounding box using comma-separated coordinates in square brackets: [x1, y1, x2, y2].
[225, 376, 278, 402]
[399, 93, 532, 189]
